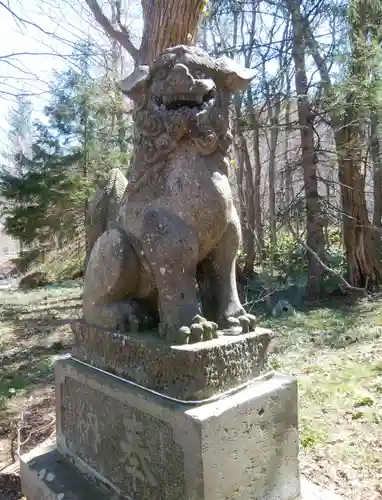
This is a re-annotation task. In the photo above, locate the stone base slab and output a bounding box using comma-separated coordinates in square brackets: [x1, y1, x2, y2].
[20, 443, 109, 500]
[20, 444, 342, 500]
[49, 357, 301, 500]
[71, 321, 273, 400]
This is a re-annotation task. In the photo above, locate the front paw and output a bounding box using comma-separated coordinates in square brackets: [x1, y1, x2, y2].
[220, 313, 257, 334]
[166, 315, 220, 345]
[188, 315, 219, 343]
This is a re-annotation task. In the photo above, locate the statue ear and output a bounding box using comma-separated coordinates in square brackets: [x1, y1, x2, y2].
[215, 56, 256, 93]
[118, 65, 150, 100]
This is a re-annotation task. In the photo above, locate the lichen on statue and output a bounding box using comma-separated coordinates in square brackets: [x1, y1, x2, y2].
[83, 45, 257, 345]
[123, 46, 240, 200]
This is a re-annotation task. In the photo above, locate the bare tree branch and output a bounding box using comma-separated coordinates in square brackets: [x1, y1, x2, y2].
[0, 52, 69, 60]
[0, 1, 82, 50]
[84, 0, 138, 61]
[288, 222, 369, 294]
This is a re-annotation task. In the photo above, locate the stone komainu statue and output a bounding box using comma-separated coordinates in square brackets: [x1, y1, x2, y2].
[84, 168, 128, 271]
[84, 45, 257, 344]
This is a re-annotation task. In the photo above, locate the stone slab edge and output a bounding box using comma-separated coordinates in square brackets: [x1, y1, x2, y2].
[71, 321, 273, 400]
[19, 443, 111, 500]
[20, 443, 343, 500]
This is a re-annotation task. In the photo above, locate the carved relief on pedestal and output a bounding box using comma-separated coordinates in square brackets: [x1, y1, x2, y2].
[119, 414, 157, 491]
[60, 377, 185, 498]
[78, 400, 101, 455]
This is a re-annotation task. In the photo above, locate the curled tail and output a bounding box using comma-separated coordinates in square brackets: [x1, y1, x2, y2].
[84, 168, 128, 271]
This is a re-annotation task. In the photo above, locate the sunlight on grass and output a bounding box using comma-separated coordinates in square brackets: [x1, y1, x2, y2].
[264, 298, 382, 488]
[0, 287, 80, 415]
[0, 356, 55, 411]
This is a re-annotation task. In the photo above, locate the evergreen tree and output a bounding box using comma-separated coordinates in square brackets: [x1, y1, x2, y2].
[0, 41, 133, 253]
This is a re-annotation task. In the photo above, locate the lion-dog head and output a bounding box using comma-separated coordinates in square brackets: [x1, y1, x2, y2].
[118, 45, 255, 193]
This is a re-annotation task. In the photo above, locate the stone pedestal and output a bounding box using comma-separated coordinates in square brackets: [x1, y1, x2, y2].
[22, 356, 301, 500]
[20, 325, 334, 500]
[71, 321, 273, 400]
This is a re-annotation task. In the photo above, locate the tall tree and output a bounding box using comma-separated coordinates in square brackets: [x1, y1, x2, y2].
[287, 0, 326, 295]
[85, 0, 207, 66]
[303, 0, 382, 288]
[205, 0, 267, 274]
[4, 96, 33, 176]
[0, 44, 133, 252]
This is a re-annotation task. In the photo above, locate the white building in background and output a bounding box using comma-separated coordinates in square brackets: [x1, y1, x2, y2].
[0, 220, 20, 262]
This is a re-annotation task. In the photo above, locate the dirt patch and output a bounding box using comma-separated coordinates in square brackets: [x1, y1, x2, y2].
[0, 384, 56, 471]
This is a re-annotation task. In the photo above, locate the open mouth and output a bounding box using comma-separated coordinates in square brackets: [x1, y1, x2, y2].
[154, 89, 216, 111]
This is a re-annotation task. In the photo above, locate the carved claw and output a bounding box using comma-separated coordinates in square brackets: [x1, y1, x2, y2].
[102, 300, 155, 333]
[178, 326, 191, 344]
[190, 323, 204, 343]
[189, 315, 219, 343]
[220, 313, 257, 335]
[169, 315, 219, 345]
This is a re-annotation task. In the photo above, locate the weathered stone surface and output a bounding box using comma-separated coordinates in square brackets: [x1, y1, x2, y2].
[54, 357, 301, 500]
[83, 45, 259, 344]
[71, 320, 273, 400]
[20, 445, 343, 500]
[20, 442, 109, 500]
[84, 167, 128, 271]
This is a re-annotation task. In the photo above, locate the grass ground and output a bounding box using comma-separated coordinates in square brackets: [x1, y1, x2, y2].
[0, 284, 82, 477]
[263, 298, 382, 500]
[0, 284, 381, 499]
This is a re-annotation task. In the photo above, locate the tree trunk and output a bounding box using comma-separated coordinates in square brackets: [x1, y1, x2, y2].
[267, 93, 281, 256]
[283, 76, 293, 224]
[234, 136, 247, 243]
[247, 92, 264, 267]
[287, 0, 326, 296]
[85, 0, 206, 67]
[234, 97, 257, 277]
[371, 111, 382, 233]
[108, 0, 128, 157]
[303, 10, 382, 288]
[336, 125, 380, 287]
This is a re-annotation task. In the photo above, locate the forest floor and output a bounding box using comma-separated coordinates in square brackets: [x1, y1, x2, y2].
[0, 283, 381, 499]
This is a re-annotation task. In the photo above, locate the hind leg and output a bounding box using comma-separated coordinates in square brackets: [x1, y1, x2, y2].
[83, 228, 155, 331]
